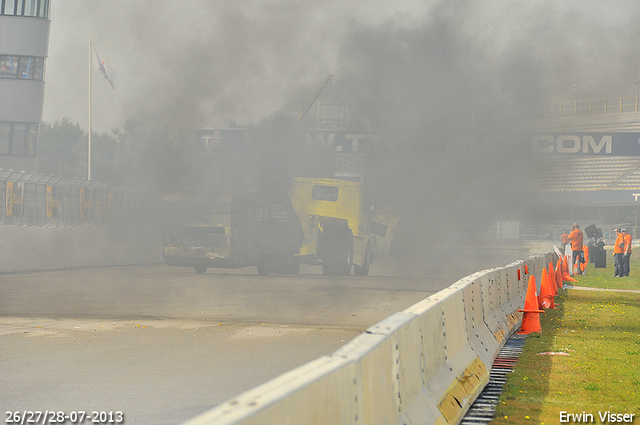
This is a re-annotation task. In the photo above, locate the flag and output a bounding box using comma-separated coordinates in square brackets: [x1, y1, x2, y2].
[91, 43, 117, 89]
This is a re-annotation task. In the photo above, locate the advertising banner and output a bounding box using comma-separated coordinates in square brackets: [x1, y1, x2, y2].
[531, 133, 640, 156]
[196, 129, 251, 152]
[303, 130, 387, 153]
[196, 129, 388, 154]
[6, 182, 12, 217]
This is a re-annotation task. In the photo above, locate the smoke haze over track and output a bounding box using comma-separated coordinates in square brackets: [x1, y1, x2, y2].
[40, 0, 640, 259]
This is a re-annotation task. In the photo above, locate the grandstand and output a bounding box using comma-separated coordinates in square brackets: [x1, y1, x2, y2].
[510, 101, 640, 239]
[524, 99, 640, 196]
[528, 156, 640, 192]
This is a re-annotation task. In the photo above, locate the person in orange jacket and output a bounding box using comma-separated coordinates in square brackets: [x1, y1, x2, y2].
[567, 223, 584, 275]
[622, 228, 632, 277]
[613, 228, 625, 277]
[561, 232, 571, 266]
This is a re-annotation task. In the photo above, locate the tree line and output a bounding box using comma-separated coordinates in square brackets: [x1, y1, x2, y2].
[37, 117, 194, 192]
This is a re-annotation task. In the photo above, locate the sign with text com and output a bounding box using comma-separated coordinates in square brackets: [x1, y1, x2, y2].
[532, 133, 640, 155]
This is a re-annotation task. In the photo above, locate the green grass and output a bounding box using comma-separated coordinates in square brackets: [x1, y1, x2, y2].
[572, 249, 640, 291]
[491, 258, 640, 425]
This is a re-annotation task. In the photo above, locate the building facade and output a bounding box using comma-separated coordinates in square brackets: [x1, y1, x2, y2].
[0, 0, 50, 173]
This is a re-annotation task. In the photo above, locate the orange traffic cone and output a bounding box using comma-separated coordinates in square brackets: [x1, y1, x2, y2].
[547, 262, 558, 296]
[538, 268, 556, 309]
[563, 271, 577, 283]
[580, 245, 589, 274]
[555, 259, 564, 290]
[562, 255, 577, 283]
[518, 275, 545, 334]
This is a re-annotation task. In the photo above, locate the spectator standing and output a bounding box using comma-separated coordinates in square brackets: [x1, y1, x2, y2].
[622, 228, 632, 277]
[561, 232, 572, 273]
[567, 223, 584, 275]
[613, 228, 625, 277]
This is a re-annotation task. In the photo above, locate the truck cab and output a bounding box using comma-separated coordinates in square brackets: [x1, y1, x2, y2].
[289, 177, 375, 276]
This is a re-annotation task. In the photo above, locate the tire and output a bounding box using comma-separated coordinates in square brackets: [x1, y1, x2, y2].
[257, 254, 270, 276]
[194, 264, 207, 274]
[321, 228, 353, 276]
[324, 239, 352, 276]
[287, 257, 301, 274]
[338, 243, 353, 276]
[354, 245, 371, 276]
[322, 263, 342, 276]
[271, 255, 289, 274]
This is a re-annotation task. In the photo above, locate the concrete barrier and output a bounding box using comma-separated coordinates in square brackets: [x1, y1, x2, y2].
[0, 225, 163, 273]
[183, 253, 555, 425]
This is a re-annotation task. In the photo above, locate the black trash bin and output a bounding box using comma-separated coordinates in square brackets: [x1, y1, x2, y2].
[590, 240, 606, 268]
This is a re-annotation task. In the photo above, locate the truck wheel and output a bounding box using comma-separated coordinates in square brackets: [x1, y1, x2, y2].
[194, 265, 207, 274]
[287, 257, 301, 274]
[322, 254, 340, 276]
[354, 245, 371, 276]
[338, 244, 353, 276]
[321, 231, 352, 276]
[257, 254, 270, 276]
[271, 255, 289, 274]
[330, 238, 352, 276]
[322, 263, 343, 275]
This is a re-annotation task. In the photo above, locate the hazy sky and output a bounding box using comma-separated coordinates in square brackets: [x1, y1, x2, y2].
[43, 0, 437, 132]
[42, 0, 640, 133]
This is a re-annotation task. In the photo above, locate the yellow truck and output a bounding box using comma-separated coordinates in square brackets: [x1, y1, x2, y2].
[162, 190, 303, 275]
[289, 177, 376, 276]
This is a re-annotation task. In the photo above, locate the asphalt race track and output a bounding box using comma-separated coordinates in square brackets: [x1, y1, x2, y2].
[0, 250, 524, 425]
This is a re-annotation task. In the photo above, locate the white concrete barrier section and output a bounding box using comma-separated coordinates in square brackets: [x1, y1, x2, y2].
[0, 225, 163, 272]
[188, 355, 360, 425]
[183, 253, 555, 425]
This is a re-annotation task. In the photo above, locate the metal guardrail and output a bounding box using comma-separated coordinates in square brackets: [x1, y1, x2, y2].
[0, 169, 143, 227]
[532, 97, 640, 120]
[472, 97, 640, 124]
[519, 224, 632, 246]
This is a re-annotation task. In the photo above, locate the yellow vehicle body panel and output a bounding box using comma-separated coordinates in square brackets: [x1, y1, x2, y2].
[289, 177, 364, 236]
[289, 177, 372, 269]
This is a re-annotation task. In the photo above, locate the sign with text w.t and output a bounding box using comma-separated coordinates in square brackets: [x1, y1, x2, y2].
[91, 43, 117, 89]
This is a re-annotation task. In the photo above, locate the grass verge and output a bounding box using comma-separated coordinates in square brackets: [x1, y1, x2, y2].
[490, 255, 640, 425]
[571, 249, 640, 291]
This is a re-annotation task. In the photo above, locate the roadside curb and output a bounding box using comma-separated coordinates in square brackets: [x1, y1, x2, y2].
[564, 284, 640, 294]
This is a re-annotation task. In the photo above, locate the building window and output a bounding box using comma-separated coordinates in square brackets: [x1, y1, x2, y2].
[0, 123, 11, 154]
[0, 122, 38, 156]
[0, 56, 45, 80]
[2, 0, 15, 15]
[12, 123, 26, 155]
[312, 185, 339, 202]
[37, 0, 47, 18]
[1, 0, 50, 18]
[26, 123, 37, 155]
[23, 0, 35, 16]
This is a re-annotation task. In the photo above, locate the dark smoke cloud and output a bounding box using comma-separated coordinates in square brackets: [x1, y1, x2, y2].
[45, 1, 640, 131]
[45, 0, 346, 131]
[41, 0, 640, 260]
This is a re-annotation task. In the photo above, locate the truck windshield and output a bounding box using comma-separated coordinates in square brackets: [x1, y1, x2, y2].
[312, 185, 339, 202]
[163, 201, 231, 228]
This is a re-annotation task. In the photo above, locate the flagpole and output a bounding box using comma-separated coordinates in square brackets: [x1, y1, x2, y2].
[88, 36, 92, 181]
